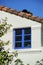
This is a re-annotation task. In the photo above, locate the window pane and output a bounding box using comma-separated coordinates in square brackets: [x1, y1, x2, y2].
[15, 36, 22, 41]
[24, 42, 31, 47]
[24, 28, 31, 34]
[14, 27, 31, 49]
[24, 36, 31, 40]
[15, 29, 22, 35]
[15, 42, 22, 48]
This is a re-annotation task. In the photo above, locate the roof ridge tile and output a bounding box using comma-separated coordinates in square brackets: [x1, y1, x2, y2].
[0, 5, 43, 23]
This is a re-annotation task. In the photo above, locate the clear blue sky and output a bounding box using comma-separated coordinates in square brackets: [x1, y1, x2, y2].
[0, 0, 43, 18]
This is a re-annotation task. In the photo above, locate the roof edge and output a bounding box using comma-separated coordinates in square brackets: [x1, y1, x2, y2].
[0, 5, 43, 23]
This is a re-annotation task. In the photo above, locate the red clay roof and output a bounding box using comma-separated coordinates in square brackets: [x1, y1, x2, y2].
[0, 5, 43, 23]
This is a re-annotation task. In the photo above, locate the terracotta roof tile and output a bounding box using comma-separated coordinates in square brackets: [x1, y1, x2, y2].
[18, 12, 26, 17]
[0, 5, 43, 23]
[0, 6, 5, 10]
[1, 7, 9, 11]
[26, 13, 32, 17]
[34, 17, 41, 22]
[29, 16, 37, 20]
[40, 18, 43, 23]
[7, 9, 15, 13]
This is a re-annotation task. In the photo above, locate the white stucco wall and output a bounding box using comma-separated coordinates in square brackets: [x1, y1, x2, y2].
[0, 11, 43, 65]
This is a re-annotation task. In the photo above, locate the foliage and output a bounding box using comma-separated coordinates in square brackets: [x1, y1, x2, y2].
[0, 17, 15, 65]
[0, 17, 29, 65]
[15, 59, 29, 65]
[15, 59, 24, 65]
[0, 40, 10, 46]
[36, 59, 43, 65]
[0, 17, 12, 37]
[0, 47, 18, 65]
[0, 49, 13, 65]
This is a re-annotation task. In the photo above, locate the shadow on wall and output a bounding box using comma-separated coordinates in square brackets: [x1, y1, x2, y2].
[41, 24, 43, 46]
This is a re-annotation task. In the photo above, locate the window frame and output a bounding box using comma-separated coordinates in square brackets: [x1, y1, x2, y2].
[13, 27, 31, 49]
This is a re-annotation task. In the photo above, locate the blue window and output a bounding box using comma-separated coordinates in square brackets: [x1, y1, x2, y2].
[13, 27, 31, 49]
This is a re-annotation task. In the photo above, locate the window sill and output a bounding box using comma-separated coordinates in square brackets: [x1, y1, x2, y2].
[12, 48, 42, 53]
